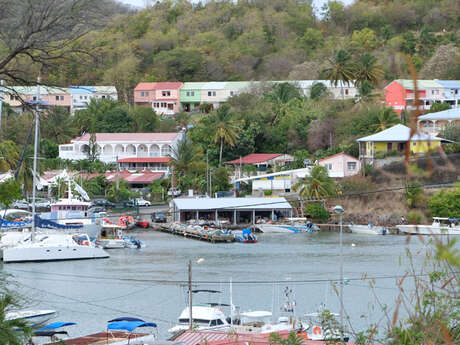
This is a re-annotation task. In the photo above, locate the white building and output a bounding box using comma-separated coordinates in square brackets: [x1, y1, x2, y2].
[59, 132, 184, 168]
[70, 86, 118, 115]
[317, 152, 361, 178]
[417, 108, 460, 136]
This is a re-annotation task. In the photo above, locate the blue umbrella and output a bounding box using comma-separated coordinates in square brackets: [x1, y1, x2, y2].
[107, 321, 157, 332]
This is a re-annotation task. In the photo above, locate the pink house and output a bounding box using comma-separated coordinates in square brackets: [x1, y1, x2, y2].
[134, 82, 183, 115]
[318, 152, 361, 178]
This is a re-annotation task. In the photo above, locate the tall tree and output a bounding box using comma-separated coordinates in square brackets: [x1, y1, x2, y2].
[371, 107, 400, 132]
[321, 50, 356, 99]
[169, 139, 205, 192]
[354, 53, 384, 87]
[264, 83, 302, 123]
[207, 105, 240, 165]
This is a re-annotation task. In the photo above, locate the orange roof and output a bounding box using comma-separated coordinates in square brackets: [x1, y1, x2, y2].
[134, 82, 183, 91]
[317, 152, 360, 162]
[225, 153, 283, 164]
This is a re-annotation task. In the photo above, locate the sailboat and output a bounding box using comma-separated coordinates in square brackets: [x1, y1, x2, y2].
[1, 78, 108, 263]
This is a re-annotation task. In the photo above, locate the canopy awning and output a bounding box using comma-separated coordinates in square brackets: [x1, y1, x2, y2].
[40, 322, 76, 330]
[107, 321, 157, 332]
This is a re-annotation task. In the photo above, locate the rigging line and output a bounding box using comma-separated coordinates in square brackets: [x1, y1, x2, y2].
[7, 267, 452, 285]
[16, 280, 173, 324]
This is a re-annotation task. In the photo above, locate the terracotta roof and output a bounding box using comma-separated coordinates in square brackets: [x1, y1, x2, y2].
[117, 157, 171, 163]
[134, 82, 183, 91]
[73, 133, 180, 142]
[49, 331, 147, 345]
[317, 152, 360, 162]
[80, 170, 164, 184]
[225, 153, 283, 164]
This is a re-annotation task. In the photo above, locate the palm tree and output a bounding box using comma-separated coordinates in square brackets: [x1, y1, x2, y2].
[294, 165, 336, 200]
[354, 53, 384, 87]
[321, 50, 357, 99]
[169, 139, 205, 191]
[0, 140, 19, 172]
[372, 107, 400, 132]
[0, 294, 32, 345]
[206, 105, 240, 165]
[264, 83, 301, 123]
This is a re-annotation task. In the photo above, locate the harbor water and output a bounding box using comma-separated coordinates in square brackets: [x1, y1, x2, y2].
[0, 230, 445, 339]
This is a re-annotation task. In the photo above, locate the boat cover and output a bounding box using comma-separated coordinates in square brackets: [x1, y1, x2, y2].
[34, 215, 83, 229]
[108, 317, 145, 322]
[107, 321, 157, 332]
[0, 218, 31, 228]
[40, 322, 77, 330]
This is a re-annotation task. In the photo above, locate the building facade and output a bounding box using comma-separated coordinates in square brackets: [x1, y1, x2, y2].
[385, 79, 460, 114]
[417, 108, 460, 136]
[317, 152, 361, 178]
[134, 82, 183, 115]
[59, 132, 184, 168]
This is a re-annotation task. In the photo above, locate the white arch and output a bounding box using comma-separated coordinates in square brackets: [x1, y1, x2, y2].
[161, 145, 172, 157]
[138, 144, 148, 157]
[126, 144, 136, 155]
[150, 144, 160, 157]
[114, 144, 124, 154]
[103, 145, 113, 155]
[80, 144, 89, 153]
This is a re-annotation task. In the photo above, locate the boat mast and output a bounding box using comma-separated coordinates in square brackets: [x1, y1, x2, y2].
[229, 277, 233, 326]
[31, 76, 40, 242]
[188, 259, 193, 330]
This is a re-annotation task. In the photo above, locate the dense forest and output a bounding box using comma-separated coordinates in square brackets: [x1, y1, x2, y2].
[41, 0, 460, 103]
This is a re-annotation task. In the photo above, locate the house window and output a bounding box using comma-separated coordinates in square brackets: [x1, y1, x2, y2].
[186, 91, 190, 96]
[345, 89, 349, 95]
[191, 91, 195, 96]
[80, 96, 83, 100]
[208, 91, 212, 96]
[141, 91, 145, 97]
[161, 102, 167, 107]
[102, 95, 106, 99]
[412, 142, 416, 146]
[56, 96, 59, 100]
[83, 96, 87, 100]
[347, 162, 357, 170]
[213, 91, 216, 96]
[60, 96, 64, 100]
[230, 91, 234, 96]
[162, 91, 171, 96]
[33, 96, 37, 101]
[325, 163, 332, 170]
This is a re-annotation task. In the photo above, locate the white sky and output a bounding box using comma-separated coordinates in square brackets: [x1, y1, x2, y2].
[117, 0, 355, 12]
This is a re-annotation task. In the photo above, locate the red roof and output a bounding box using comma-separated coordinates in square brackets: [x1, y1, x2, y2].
[317, 152, 360, 163]
[225, 153, 283, 165]
[117, 157, 171, 163]
[134, 82, 183, 91]
[73, 133, 180, 142]
[80, 170, 164, 184]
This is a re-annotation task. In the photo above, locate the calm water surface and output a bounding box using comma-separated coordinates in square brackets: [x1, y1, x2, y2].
[0, 231, 444, 339]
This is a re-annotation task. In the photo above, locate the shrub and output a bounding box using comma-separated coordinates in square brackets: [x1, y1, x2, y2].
[407, 211, 422, 225]
[339, 175, 375, 194]
[428, 185, 460, 218]
[305, 203, 330, 223]
[404, 181, 424, 208]
[264, 190, 272, 196]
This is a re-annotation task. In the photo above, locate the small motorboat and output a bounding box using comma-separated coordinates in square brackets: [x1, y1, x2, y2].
[33, 321, 76, 344]
[348, 223, 387, 235]
[398, 217, 460, 235]
[118, 215, 136, 230]
[97, 221, 126, 249]
[135, 220, 150, 228]
[233, 228, 258, 243]
[6, 309, 56, 327]
[123, 236, 145, 249]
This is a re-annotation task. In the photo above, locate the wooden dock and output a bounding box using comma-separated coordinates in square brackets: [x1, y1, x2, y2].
[156, 224, 235, 243]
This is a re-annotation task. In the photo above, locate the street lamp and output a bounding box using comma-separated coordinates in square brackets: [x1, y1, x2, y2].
[333, 205, 345, 333]
[188, 258, 205, 330]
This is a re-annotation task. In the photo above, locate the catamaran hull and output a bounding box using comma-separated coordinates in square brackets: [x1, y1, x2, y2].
[349, 225, 387, 235]
[2, 245, 109, 263]
[398, 225, 460, 235]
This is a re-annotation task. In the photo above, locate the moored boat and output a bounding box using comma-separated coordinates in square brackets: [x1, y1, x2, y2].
[6, 309, 56, 327]
[398, 217, 460, 235]
[255, 221, 319, 233]
[348, 223, 387, 235]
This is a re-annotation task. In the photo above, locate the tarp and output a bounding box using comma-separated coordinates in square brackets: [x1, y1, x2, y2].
[40, 322, 76, 330]
[0, 218, 31, 229]
[108, 317, 145, 323]
[35, 215, 83, 230]
[107, 321, 157, 332]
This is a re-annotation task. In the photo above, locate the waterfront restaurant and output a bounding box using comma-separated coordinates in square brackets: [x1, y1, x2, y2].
[171, 197, 293, 224]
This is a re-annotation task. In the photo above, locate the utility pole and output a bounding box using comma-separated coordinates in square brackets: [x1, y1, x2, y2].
[31, 76, 41, 242]
[0, 80, 4, 134]
[188, 259, 193, 330]
[206, 152, 209, 196]
[171, 165, 175, 198]
[116, 155, 119, 191]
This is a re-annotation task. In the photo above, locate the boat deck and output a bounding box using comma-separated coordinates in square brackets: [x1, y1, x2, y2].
[157, 225, 235, 243]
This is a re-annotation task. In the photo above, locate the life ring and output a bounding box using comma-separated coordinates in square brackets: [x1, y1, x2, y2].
[313, 326, 322, 335]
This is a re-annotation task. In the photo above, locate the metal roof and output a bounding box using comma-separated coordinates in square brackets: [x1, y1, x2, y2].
[70, 86, 94, 94]
[357, 124, 450, 142]
[225, 153, 283, 164]
[434, 80, 460, 88]
[394, 79, 443, 90]
[202, 82, 227, 90]
[418, 108, 460, 121]
[181, 82, 207, 90]
[223, 81, 251, 90]
[172, 197, 292, 211]
[72, 132, 180, 142]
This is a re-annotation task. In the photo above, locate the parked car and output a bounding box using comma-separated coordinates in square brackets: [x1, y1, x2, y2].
[128, 198, 151, 207]
[11, 200, 30, 210]
[91, 199, 116, 208]
[89, 206, 106, 214]
[34, 198, 51, 209]
[151, 212, 167, 223]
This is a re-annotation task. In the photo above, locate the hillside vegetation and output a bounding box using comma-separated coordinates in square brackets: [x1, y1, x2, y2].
[41, 0, 460, 102]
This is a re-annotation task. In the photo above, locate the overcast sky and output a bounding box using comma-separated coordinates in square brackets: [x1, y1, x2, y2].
[117, 0, 354, 13]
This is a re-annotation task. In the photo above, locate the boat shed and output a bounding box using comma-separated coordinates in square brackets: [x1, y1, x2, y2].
[171, 197, 293, 224]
